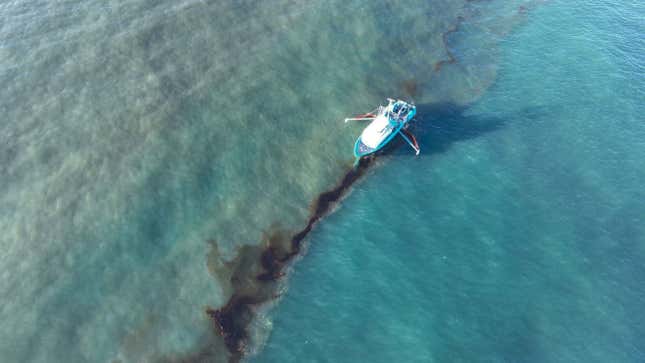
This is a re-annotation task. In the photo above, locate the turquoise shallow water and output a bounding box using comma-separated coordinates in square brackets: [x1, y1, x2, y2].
[255, 1, 645, 362]
[1, 0, 643, 362]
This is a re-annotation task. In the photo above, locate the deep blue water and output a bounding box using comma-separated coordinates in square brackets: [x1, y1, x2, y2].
[254, 1, 645, 362]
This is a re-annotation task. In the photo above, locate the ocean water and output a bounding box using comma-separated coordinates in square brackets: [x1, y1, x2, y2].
[256, 1, 645, 362]
[1, 0, 642, 362]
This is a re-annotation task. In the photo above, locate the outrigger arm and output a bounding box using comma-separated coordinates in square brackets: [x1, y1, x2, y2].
[344, 117, 375, 123]
[344, 107, 380, 123]
[399, 128, 420, 155]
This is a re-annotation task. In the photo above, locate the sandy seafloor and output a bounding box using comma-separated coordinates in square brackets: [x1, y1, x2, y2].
[1, 0, 643, 362]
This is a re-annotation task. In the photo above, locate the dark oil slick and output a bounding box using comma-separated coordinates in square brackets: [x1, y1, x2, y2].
[206, 156, 374, 362]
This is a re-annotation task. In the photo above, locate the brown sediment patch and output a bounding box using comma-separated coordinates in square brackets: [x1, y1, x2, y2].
[205, 156, 374, 362]
[198, 3, 548, 361]
[433, 15, 465, 73]
[202, 7, 474, 360]
[433, 0, 542, 74]
[401, 12, 467, 99]
[401, 79, 419, 98]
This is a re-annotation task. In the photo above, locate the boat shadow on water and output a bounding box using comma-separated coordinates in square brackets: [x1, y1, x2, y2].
[377, 102, 507, 159]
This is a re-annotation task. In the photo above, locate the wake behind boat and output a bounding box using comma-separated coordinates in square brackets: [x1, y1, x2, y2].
[345, 99, 420, 158]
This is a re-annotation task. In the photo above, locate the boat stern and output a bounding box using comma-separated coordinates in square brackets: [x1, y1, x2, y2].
[354, 137, 376, 158]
